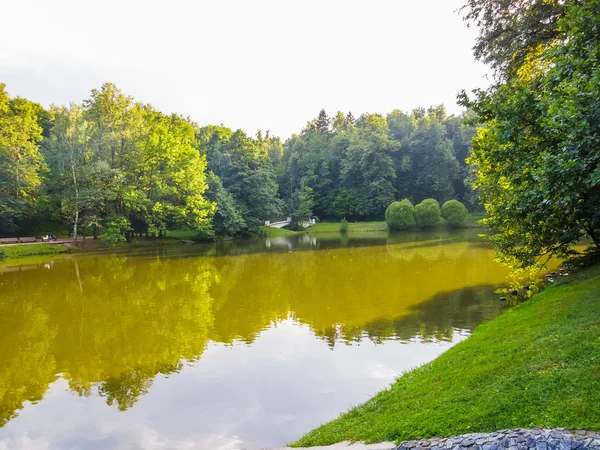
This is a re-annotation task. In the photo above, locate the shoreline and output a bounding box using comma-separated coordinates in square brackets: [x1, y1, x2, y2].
[292, 264, 600, 447]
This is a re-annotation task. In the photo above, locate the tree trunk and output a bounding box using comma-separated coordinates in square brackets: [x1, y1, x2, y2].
[71, 155, 79, 241]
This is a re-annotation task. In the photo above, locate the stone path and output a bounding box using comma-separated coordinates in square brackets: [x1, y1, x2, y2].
[395, 429, 600, 450]
[271, 429, 600, 450]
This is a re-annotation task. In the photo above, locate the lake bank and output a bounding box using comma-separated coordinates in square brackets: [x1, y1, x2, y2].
[0, 243, 71, 261]
[293, 263, 600, 447]
[263, 213, 485, 237]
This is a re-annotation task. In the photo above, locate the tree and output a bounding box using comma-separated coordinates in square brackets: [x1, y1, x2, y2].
[289, 185, 314, 229]
[42, 83, 216, 242]
[200, 127, 283, 230]
[0, 84, 45, 235]
[345, 112, 355, 126]
[339, 115, 397, 218]
[441, 200, 468, 227]
[315, 109, 331, 133]
[332, 111, 347, 133]
[414, 199, 441, 228]
[205, 172, 245, 237]
[385, 199, 415, 231]
[461, 0, 566, 77]
[43, 104, 93, 240]
[399, 117, 459, 203]
[460, 0, 600, 268]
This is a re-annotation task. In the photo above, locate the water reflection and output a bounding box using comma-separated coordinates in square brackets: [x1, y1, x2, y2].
[0, 229, 511, 449]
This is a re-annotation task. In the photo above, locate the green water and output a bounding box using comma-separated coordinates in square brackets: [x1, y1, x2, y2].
[0, 229, 512, 449]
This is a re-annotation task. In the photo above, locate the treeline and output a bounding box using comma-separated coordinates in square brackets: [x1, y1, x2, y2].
[0, 82, 476, 241]
[277, 107, 476, 224]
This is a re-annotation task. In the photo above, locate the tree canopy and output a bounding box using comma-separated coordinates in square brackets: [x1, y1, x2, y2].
[460, 0, 600, 268]
[0, 82, 476, 240]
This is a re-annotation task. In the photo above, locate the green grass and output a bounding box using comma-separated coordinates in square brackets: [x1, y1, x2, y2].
[293, 264, 600, 446]
[165, 229, 209, 241]
[0, 244, 70, 259]
[309, 221, 389, 233]
[260, 226, 300, 237]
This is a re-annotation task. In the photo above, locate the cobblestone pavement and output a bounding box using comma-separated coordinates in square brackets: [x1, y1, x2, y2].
[395, 429, 600, 450]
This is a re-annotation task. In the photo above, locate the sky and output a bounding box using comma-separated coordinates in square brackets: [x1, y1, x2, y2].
[0, 0, 490, 139]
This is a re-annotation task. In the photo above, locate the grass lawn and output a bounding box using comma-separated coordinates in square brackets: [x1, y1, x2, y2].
[165, 229, 209, 241]
[309, 221, 389, 233]
[260, 226, 300, 237]
[293, 263, 600, 446]
[0, 243, 70, 259]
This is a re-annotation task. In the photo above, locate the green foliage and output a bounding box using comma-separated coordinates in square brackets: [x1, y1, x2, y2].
[205, 172, 245, 237]
[100, 215, 131, 244]
[0, 84, 45, 235]
[460, 0, 600, 268]
[339, 218, 349, 234]
[441, 200, 468, 227]
[461, 0, 566, 77]
[39, 83, 216, 243]
[414, 199, 441, 228]
[279, 107, 472, 222]
[385, 199, 415, 231]
[0, 247, 5, 259]
[200, 126, 283, 231]
[0, 81, 478, 239]
[290, 185, 314, 228]
[294, 263, 600, 446]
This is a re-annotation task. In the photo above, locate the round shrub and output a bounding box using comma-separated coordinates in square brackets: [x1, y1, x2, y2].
[385, 199, 415, 231]
[0, 247, 5, 259]
[441, 199, 468, 227]
[414, 198, 441, 228]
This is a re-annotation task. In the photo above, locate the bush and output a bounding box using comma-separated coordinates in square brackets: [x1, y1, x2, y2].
[442, 200, 468, 227]
[339, 218, 349, 233]
[414, 199, 441, 228]
[385, 199, 415, 231]
[0, 248, 5, 260]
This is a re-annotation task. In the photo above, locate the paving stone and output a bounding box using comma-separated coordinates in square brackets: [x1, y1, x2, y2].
[392, 429, 596, 450]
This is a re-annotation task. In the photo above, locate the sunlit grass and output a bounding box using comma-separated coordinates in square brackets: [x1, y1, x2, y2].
[0, 243, 70, 259]
[293, 263, 600, 446]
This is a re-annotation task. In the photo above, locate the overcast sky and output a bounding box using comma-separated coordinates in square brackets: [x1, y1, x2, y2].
[1, 0, 489, 139]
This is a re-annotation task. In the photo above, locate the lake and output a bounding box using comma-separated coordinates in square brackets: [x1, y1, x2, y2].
[0, 229, 512, 450]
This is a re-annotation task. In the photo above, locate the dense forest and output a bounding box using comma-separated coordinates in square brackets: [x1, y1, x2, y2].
[0, 83, 476, 241]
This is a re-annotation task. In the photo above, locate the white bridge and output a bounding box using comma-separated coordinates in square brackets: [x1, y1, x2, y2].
[265, 217, 316, 228]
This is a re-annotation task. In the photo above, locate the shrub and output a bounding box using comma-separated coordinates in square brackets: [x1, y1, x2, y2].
[339, 218, 349, 233]
[414, 199, 441, 228]
[442, 200, 468, 227]
[0, 248, 5, 259]
[385, 199, 415, 231]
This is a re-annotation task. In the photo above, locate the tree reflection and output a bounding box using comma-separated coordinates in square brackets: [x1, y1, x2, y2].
[0, 230, 511, 425]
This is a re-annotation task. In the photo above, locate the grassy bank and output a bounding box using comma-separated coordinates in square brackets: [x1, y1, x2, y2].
[310, 221, 389, 233]
[266, 214, 484, 236]
[0, 243, 70, 259]
[260, 226, 300, 237]
[293, 264, 600, 446]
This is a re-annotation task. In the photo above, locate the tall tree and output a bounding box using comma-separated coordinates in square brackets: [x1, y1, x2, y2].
[200, 126, 283, 230]
[460, 0, 600, 267]
[315, 109, 331, 133]
[462, 0, 566, 77]
[0, 84, 45, 235]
